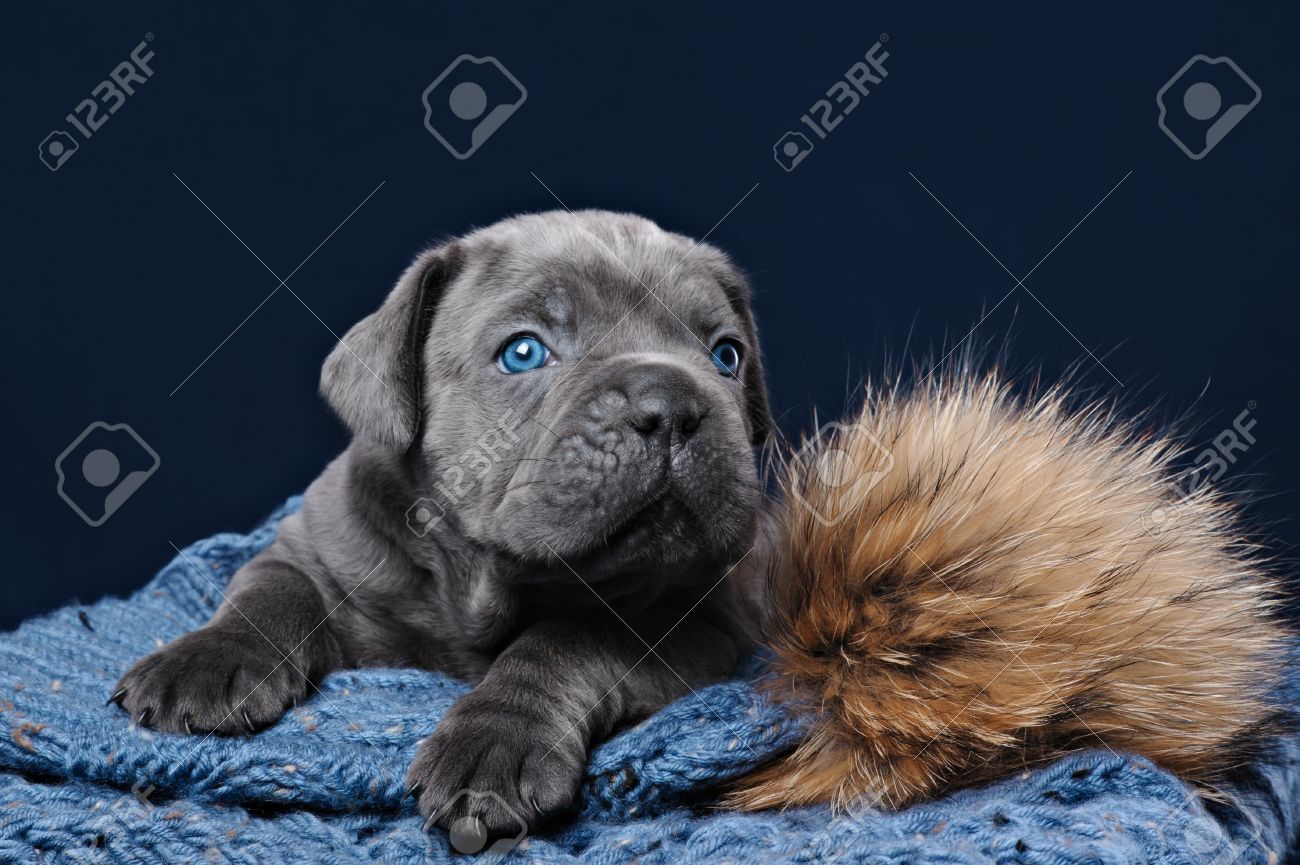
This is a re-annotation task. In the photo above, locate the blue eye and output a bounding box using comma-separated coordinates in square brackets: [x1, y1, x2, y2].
[711, 339, 743, 378]
[497, 335, 553, 373]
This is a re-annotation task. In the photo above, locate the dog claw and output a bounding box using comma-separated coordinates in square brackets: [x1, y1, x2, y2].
[106, 688, 127, 708]
[242, 710, 255, 733]
[183, 718, 193, 735]
[406, 782, 423, 800]
[136, 708, 152, 726]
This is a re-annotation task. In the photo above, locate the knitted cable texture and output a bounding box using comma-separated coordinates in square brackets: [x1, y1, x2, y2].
[0, 498, 1296, 864]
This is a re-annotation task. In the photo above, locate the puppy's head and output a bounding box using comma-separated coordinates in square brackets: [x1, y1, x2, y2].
[322, 210, 769, 589]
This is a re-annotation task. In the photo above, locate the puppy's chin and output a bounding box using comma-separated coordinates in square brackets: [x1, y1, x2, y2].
[488, 486, 757, 585]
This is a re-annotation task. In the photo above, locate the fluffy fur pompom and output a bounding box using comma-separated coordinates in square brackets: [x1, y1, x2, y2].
[732, 371, 1292, 811]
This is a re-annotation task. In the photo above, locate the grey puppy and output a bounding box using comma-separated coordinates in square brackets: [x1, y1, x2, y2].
[112, 210, 771, 838]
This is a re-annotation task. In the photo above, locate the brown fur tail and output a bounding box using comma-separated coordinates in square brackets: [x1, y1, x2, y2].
[730, 371, 1292, 811]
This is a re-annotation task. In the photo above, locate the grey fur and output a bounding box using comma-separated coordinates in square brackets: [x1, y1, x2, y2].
[113, 210, 771, 838]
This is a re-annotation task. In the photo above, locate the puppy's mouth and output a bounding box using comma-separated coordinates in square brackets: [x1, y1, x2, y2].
[551, 486, 695, 555]
[490, 475, 741, 582]
[510, 491, 721, 591]
[597, 490, 697, 552]
[485, 413, 760, 581]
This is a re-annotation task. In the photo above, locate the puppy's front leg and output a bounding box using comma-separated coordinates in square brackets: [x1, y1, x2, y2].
[112, 545, 342, 734]
[408, 611, 743, 838]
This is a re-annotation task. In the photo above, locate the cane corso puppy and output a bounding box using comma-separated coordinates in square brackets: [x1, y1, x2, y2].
[111, 210, 770, 839]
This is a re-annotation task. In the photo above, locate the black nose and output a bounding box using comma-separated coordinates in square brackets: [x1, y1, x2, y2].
[623, 366, 704, 444]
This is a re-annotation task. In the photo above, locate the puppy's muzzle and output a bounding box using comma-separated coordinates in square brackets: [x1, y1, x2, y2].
[620, 363, 707, 453]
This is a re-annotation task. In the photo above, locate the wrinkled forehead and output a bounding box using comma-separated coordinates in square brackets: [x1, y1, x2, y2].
[438, 215, 740, 346]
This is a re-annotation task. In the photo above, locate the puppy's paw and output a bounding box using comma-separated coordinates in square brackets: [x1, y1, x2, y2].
[111, 626, 307, 735]
[406, 694, 586, 846]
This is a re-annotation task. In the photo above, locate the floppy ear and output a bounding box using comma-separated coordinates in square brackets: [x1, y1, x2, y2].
[709, 258, 772, 446]
[320, 242, 464, 450]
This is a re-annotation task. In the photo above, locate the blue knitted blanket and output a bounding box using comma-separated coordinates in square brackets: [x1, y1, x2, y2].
[1, 498, 1297, 864]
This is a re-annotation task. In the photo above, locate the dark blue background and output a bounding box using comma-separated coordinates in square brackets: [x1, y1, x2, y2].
[4, 3, 1297, 628]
